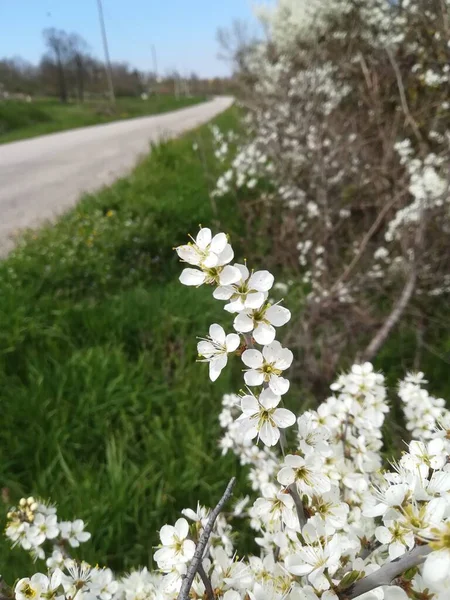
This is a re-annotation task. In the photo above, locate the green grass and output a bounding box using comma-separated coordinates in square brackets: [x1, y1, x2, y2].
[0, 95, 207, 144]
[0, 107, 247, 580]
[2, 99, 447, 583]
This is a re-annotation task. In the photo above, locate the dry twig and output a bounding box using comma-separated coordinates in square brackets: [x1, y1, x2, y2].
[177, 478, 236, 600]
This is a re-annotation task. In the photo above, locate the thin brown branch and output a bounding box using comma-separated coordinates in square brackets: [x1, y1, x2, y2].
[340, 544, 432, 599]
[386, 47, 424, 145]
[287, 483, 307, 528]
[197, 563, 215, 600]
[359, 265, 416, 362]
[177, 478, 236, 600]
[243, 333, 255, 349]
[332, 194, 401, 292]
[358, 538, 381, 561]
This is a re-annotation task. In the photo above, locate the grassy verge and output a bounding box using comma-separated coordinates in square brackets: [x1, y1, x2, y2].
[0, 95, 207, 144]
[0, 107, 246, 579]
[2, 100, 447, 582]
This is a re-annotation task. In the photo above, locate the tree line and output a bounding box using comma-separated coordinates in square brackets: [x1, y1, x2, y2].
[0, 28, 233, 101]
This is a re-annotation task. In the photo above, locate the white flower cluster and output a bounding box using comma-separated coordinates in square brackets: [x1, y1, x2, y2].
[211, 0, 450, 316]
[172, 227, 450, 599]
[398, 371, 449, 441]
[212, 142, 272, 198]
[385, 140, 448, 244]
[176, 227, 295, 446]
[217, 361, 450, 600]
[5, 226, 450, 600]
[15, 561, 118, 600]
[210, 125, 236, 163]
[5, 496, 90, 560]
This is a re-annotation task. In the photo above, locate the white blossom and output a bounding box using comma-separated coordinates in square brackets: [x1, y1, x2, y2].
[238, 388, 296, 446]
[242, 341, 293, 395]
[197, 324, 240, 381]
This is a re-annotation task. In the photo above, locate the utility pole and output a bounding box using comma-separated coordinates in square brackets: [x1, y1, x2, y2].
[151, 44, 158, 94]
[96, 0, 115, 104]
[151, 44, 158, 78]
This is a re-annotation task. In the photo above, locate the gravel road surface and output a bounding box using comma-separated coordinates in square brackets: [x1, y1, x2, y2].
[0, 96, 233, 254]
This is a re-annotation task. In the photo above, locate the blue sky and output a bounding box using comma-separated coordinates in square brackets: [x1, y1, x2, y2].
[0, 0, 260, 77]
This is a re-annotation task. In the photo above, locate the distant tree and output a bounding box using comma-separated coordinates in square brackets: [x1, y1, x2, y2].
[42, 29, 92, 103]
[216, 19, 254, 74]
[109, 62, 143, 97]
[43, 28, 71, 103]
[67, 33, 90, 102]
[0, 57, 39, 95]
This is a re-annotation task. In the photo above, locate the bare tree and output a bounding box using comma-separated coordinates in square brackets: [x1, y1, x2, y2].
[43, 28, 70, 103]
[216, 19, 255, 73]
[67, 34, 90, 103]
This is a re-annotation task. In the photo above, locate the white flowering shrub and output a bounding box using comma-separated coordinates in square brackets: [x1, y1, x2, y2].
[5, 226, 450, 600]
[213, 0, 450, 386]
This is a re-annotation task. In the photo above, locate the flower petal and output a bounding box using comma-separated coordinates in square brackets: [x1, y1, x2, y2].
[245, 291, 265, 309]
[50, 569, 62, 589]
[174, 518, 189, 539]
[210, 233, 227, 254]
[209, 324, 226, 345]
[225, 333, 240, 352]
[197, 340, 215, 357]
[241, 395, 259, 416]
[274, 348, 294, 370]
[213, 285, 234, 300]
[389, 541, 406, 560]
[383, 587, 409, 600]
[277, 466, 295, 486]
[209, 355, 227, 381]
[242, 349, 264, 369]
[423, 549, 450, 585]
[179, 268, 206, 286]
[269, 375, 290, 395]
[259, 387, 281, 409]
[233, 312, 254, 333]
[224, 298, 245, 313]
[196, 228, 212, 250]
[218, 244, 234, 265]
[244, 370, 264, 387]
[273, 408, 296, 428]
[385, 484, 408, 507]
[253, 322, 275, 345]
[248, 270, 275, 292]
[30, 574, 49, 590]
[242, 423, 258, 441]
[203, 253, 219, 268]
[176, 245, 200, 265]
[159, 524, 175, 545]
[285, 554, 313, 576]
[234, 263, 249, 282]
[259, 422, 280, 447]
[266, 305, 291, 326]
[181, 539, 196, 561]
[262, 340, 282, 362]
[375, 526, 392, 545]
[219, 265, 242, 285]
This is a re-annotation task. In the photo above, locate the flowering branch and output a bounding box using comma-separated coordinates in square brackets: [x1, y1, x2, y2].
[341, 544, 432, 599]
[7, 218, 450, 600]
[177, 477, 236, 600]
[287, 483, 306, 528]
